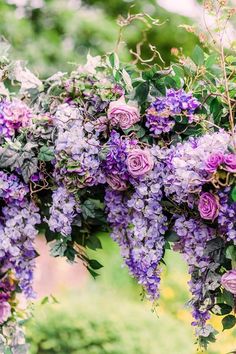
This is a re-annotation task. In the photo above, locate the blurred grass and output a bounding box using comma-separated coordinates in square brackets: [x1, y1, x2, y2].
[27, 234, 236, 354]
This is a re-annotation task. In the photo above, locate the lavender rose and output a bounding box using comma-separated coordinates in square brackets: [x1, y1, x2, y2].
[107, 97, 140, 130]
[0, 301, 11, 324]
[224, 154, 236, 173]
[205, 153, 224, 173]
[198, 192, 219, 221]
[106, 175, 127, 191]
[221, 270, 236, 295]
[127, 148, 154, 177]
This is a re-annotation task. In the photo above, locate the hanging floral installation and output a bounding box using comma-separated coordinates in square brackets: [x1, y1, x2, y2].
[0, 1, 236, 352]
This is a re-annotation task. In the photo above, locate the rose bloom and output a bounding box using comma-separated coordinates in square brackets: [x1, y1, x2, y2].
[198, 192, 219, 221]
[106, 174, 127, 191]
[0, 301, 11, 324]
[221, 269, 236, 295]
[205, 153, 224, 173]
[127, 148, 154, 177]
[107, 97, 140, 130]
[224, 154, 236, 173]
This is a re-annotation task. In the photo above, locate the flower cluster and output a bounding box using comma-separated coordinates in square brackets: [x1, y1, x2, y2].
[105, 148, 167, 299]
[146, 88, 200, 136]
[0, 99, 32, 138]
[102, 131, 154, 190]
[0, 49, 236, 351]
[54, 103, 106, 190]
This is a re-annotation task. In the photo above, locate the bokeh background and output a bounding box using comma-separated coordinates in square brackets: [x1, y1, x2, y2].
[1, 0, 236, 353]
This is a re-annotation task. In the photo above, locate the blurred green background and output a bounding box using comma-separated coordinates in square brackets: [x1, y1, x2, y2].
[0, 0, 202, 77]
[27, 235, 236, 354]
[1, 0, 235, 353]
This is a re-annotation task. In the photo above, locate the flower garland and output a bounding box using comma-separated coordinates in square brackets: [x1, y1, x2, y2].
[0, 37, 236, 352]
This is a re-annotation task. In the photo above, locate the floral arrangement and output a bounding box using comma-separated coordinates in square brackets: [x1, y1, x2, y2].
[0, 1, 236, 352]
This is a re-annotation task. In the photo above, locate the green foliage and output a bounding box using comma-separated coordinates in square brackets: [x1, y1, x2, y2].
[222, 315, 236, 331]
[0, 0, 199, 77]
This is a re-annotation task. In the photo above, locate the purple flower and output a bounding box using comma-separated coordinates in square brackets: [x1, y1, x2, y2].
[146, 89, 200, 136]
[127, 148, 154, 177]
[107, 96, 140, 130]
[0, 301, 11, 324]
[205, 153, 224, 173]
[221, 270, 236, 295]
[198, 192, 219, 221]
[224, 154, 236, 172]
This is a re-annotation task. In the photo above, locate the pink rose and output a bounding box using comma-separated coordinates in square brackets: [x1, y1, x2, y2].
[106, 175, 127, 191]
[107, 97, 140, 130]
[224, 154, 236, 172]
[127, 148, 154, 177]
[0, 301, 11, 324]
[198, 192, 219, 221]
[205, 153, 224, 173]
[221, 270, 236, 295]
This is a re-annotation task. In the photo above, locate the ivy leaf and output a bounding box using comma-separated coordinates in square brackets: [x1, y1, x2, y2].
[135, 82, 149, 104]
[50, 240, 67, 257]
[0, 146, 19, 168]
[222, 315, 236, 331]
[38, 145, 54, 161]
[192, 45, 205, 66]
[81, 199, 104, 220]
[21, 157, 38, 182]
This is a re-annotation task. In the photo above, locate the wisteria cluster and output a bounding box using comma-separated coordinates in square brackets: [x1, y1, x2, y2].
[105, 148, 167, 299]
[0, 46, 236, 353]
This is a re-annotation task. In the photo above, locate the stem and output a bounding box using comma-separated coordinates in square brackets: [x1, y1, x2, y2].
[219, 44, 236, 148]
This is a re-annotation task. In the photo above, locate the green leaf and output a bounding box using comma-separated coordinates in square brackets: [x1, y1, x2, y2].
[205, 53, 218, 69]
[222, 315, 236, 330]
[38, 145, 54, 161]
[108, 52, 119, 70]
[192, 45, 205, 66]
[135, 82, 149, 105]
[212, 303, 233, 316]
[86, 234, 102, 250]
[225, 245, 236, 261]
[41, 296, 49, 305]
[231, 186, 236, 202]
[88, 259, 103, 270]
[87, 267, 99, 279]
[165, 230, 179, 242]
